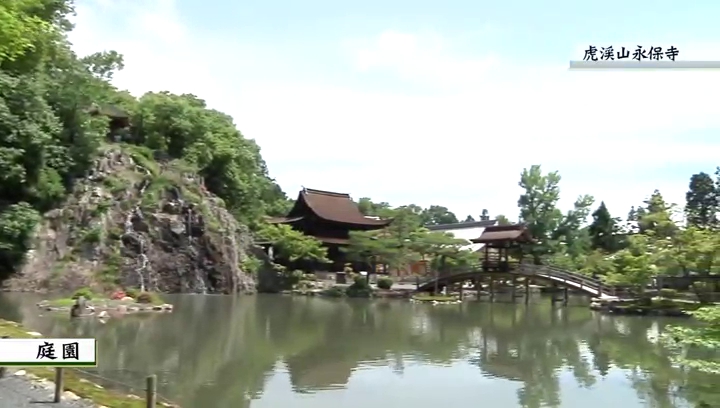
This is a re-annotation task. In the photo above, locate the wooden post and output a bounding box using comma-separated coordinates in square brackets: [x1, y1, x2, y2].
[489, 277, 495, 302]
[550, 281, 558, 304]
[474, 277, 480, 301]
[563, 285, 569, 306]
[146, 374, 157, 408]
[54, 368, 64, 403]
[0, 336, 8, 378]
[524, 278, 530, 304]
[459, 283, 465, 301]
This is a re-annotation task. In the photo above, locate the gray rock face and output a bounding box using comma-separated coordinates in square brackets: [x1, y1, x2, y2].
[5, 147, 257, 294]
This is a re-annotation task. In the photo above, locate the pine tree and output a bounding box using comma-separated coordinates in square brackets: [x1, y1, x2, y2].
[588, 202, 618, 252]
[685, 172, 718, 229]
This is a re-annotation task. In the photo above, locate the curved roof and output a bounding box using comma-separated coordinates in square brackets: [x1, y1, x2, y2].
[470, 224, 532, 244]
[288, 188, 392, 227]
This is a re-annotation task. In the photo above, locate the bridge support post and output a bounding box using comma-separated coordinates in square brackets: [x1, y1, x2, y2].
[550, 281, 558, 304]
[474, 277, 480, 301]
[524, 278, 530, 304]
[489, 277, 495, 303]
[511, 275, 517, 302]
[562, 285, 569, 306]
[459, 283, 465, 301]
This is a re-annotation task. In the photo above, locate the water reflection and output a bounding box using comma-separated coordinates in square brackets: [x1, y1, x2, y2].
[0, 293, 717, 408]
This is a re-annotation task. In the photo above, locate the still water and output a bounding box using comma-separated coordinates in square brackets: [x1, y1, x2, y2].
[0, 293, 717, 408]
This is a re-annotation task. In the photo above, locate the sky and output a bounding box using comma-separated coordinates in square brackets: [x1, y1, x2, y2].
[68, 0, 720, 222]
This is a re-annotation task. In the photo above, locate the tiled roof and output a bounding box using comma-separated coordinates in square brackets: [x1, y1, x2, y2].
[290, 188, 392, 227]
[470, 224, 532, 243]
[426, 219, 497, 231]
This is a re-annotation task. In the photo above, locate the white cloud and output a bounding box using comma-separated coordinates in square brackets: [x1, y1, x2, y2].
[68, 1, 720, 221]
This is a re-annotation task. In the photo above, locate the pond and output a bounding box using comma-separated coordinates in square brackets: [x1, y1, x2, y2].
[0, 293, 717, 408]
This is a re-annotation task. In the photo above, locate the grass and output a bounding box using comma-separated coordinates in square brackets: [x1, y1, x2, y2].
[411, 294, 458, 302]
[0, 319, 174, 407]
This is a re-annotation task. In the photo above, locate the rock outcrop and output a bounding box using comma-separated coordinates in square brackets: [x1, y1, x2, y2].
[4, 144, 258, 294]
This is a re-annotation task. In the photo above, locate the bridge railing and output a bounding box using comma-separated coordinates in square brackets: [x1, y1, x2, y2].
[519, 264, 619, 296]
[413, 264, 621, 297]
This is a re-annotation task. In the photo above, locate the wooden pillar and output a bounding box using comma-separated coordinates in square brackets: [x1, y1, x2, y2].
[54, 368, 64, 402]
[524, 277, 530, 304]
[146, 375, 157, 408]
[550, 281, 558, 304]
[459, 283, 465, 301]
[484, 246, 489, 271]
[563, 285, 569, 306]
[489, 277, 495, 302]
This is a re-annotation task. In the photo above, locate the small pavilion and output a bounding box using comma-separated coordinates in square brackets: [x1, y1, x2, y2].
[470, 224, 533, 272]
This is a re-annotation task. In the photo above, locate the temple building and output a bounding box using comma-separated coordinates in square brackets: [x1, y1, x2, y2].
[267, 188, 392, 272]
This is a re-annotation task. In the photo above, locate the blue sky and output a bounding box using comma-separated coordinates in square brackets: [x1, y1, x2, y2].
[69, 0, 720, 221]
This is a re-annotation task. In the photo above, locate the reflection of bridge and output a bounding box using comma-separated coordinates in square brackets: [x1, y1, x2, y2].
[415, 224, 620, 300]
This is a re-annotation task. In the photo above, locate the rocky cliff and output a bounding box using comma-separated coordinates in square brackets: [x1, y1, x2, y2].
[3, 144, 258, 294]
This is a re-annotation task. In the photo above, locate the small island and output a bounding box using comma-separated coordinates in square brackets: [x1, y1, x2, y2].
[37, 287, 173, 318]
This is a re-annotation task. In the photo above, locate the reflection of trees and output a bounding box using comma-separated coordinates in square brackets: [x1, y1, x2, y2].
[0, 293, 718, 408]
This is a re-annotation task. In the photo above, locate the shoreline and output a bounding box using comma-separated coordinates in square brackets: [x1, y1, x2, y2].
[589, 297, 705, 317]
[0, 319, 177, 407]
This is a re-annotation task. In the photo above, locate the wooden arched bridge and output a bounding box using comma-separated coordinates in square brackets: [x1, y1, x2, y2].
[416, 263, 620, 299]
[414, 223, 622, 300]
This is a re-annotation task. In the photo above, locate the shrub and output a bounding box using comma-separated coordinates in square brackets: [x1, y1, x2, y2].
[658, 288, 678, 299]
[346, 275, 373, 298]
[125, 287, 140, 299]
[377, 276, 393, 290]
[322, 286, 346, 298]
[136, 292, 162, 304]
[72, 287, 94, 300]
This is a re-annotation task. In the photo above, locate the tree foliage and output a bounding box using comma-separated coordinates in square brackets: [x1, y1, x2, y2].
[517, 165, 564, 263]
[344, 205, 471, 274]
[685, 172, 718, 229]
[0, 0, 298, 280]
[257, 223, 329, 263]
[588, 202, 621, 252]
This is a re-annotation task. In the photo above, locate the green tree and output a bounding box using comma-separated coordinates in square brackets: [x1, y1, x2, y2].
[588, 202, 621, 252]
[685, 172, 718, 229]
[604, 234, 659, 294]
[257, 223, 329, 264]
[463, 215, 475, 222]
[345, 206, 422, 271]
[132, 92, 281, 224]
[517, 165, 563, 264]
[480, 209, 490, 221]
[421, 205, 458, 225]
[625, 206, 640, 233]
[638, 190, 676, 238]
[0, 203, 41, 277]
[0, 0, 52, 63]
[495, 214, 511, 225]
[659, 227, 719, 276]
[579, 250, 615, 277]
[554, 195, 594, 257]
